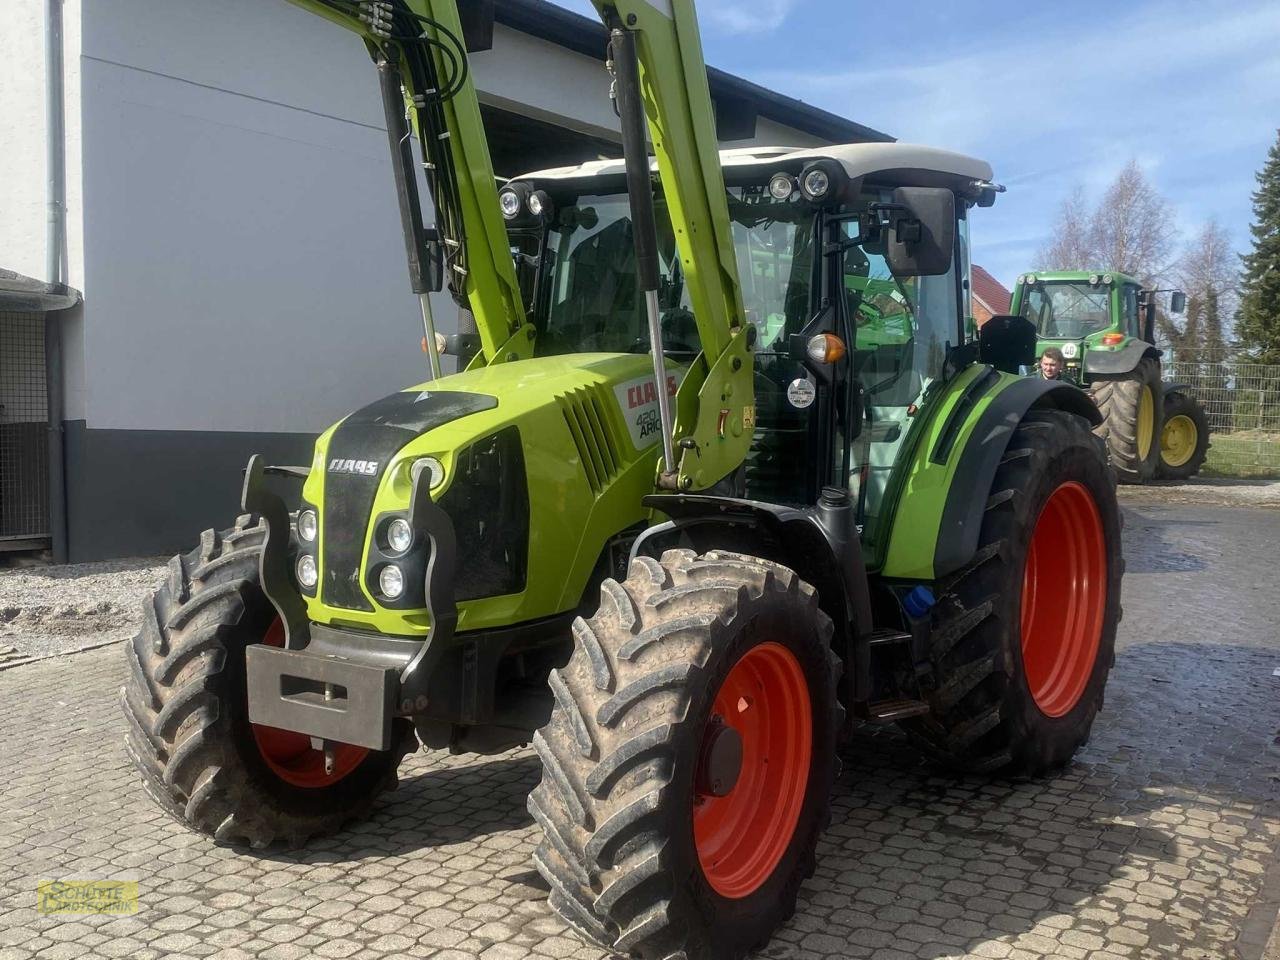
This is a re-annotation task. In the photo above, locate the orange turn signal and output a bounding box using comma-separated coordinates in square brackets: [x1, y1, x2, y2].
[1100, 332, 1125, 346]
[805, 333, 847, 365]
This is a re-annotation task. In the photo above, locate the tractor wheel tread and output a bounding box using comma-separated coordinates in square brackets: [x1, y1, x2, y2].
[121, 518, 411, 849]
[531, 550, 840, 960]
[1090, 357, 1162, 482]
[902, 408, 1121, 778]
[1155, 390, 1210, 481]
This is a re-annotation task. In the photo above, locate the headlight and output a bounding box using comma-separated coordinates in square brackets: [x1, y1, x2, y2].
[296, 554, 318, 589]
[528, 190, 553, 220]
[499, 181, 531, 221]
[379, 564, 404, 599]
[499, 187, 523, 220]
[387, 518, 413, 554]
[414, 456, 445, 489]
[768, 172, 796, 200]
[297, 509, 318, 543]
[800, 167, 830, 200]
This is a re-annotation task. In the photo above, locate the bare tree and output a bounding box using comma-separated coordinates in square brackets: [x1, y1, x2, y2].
[1035, 160, 1179, 284]
[1036, 187, 1091, 270]
[1167, 218, 1237, 356]
[1087, 161, 1179, 284]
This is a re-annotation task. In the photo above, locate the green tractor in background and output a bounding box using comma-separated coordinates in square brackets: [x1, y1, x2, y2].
[122, 2, 1124, 958]
[1011, 270, 1211, 482]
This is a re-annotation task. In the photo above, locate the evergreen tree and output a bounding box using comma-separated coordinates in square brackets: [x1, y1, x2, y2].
[1236, 130, 1280, 364]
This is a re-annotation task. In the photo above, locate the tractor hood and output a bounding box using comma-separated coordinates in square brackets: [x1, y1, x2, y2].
[298, 352, 681, 635]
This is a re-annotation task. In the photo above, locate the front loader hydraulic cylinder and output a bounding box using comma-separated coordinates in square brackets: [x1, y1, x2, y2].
[611, 25, 676, 477]
[377, 53, 444, 379]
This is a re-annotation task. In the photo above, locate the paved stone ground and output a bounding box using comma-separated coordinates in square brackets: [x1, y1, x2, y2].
[1, 497, 1277, 960]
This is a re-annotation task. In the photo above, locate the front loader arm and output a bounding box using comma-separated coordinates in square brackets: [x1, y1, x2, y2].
[283, 0, 529, 365]
[589, 1, 753, 490]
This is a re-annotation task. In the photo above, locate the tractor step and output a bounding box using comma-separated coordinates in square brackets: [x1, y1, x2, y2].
[854, 629, 931, 723]
[865, 629, 913, 647]
[863, 697, 930, 723]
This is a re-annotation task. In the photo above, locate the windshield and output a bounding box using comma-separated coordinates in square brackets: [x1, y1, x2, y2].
[524, 187, 815, 358]
[1018, 282, 1112, 339]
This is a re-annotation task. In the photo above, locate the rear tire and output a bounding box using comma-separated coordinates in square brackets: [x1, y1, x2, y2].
[902, 409, 1122, 776]
[529, 550, 841, 960]
[1156, 391, 1210, 481]
[121, 515, 415, 848]
[1090, 356, 1162, 482]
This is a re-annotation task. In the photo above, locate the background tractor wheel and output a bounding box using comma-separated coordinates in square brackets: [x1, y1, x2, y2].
[902, 409, 1122, 776]
[121, 515, 415, 848]
[1090, 356, 1163, 482]
[1157, 391, 1210, 481]
[529, 550, 842, 960]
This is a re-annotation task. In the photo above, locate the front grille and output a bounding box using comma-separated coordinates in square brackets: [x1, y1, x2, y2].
[559, 386, 623, 495]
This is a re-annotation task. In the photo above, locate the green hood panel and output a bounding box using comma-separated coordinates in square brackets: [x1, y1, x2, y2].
[300, 352, 682, 636]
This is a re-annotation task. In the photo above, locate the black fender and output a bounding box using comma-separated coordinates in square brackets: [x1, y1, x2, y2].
[632, 491, 874, 707]
[933, 378, 1102, 579]
[1084, 340, 1159, 376]
[1163, 381, 1192, 399]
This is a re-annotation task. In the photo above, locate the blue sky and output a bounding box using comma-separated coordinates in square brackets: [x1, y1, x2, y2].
[549, 0, 1280, 290]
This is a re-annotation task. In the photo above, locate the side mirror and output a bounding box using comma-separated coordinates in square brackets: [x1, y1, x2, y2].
[1169, 291, 1187, 314]
[979, 314, 1037, 374]
[886, 186, 955, 278]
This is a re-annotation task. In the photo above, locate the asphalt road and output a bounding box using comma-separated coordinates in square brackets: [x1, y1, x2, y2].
[0, 493, 1277, 960]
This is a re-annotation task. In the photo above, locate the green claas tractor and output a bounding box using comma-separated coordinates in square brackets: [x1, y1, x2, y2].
[123, 2, 1123, 958]
[1010, 270, 1211, 482]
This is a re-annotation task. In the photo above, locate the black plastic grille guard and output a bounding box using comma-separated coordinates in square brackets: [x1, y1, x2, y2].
[241, 454, 458, 706]
[242, 455, 310, 650]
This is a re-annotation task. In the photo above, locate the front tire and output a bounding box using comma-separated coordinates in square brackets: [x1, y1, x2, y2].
[903, 409, 1122, 776]
[1157, 391, 1210, 481]
[529, 550, 841, 960]
[1090, 356, 1162, 482]
[121, 515, 415, 847]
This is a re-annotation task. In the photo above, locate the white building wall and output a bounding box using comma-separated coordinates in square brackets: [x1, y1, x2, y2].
[9, 0, 831, 438]
[0, 0, 83, 288]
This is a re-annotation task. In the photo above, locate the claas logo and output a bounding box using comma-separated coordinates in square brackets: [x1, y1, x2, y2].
[328, 458, 379, 476]
[625, 375, 679, 410]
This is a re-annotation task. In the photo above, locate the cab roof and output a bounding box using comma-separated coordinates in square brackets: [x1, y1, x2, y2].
[513, 142, 998, 202]
[1017, 270, 1142, 287]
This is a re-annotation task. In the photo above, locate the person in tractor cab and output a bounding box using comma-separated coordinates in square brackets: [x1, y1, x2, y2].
[1038, 346, 1066, 381]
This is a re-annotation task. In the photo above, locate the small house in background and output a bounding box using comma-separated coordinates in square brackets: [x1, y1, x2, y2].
[971, 265, 1011, 325]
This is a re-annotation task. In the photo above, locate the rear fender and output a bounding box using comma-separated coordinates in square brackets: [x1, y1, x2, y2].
[1084, 340, 1158, 376]
[879, 369, 1101, 582]
[932, 378, 1100, 578]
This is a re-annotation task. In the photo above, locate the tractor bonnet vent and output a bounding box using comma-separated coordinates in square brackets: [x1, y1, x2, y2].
[559, 386, 623, 495]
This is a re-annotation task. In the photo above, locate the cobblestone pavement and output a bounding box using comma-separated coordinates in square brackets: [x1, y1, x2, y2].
[1, 498, 1278, 960]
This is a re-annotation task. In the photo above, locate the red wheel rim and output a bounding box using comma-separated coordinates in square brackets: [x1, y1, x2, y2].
[1020, 481, 1107, 717]
[249, 619, 369, 788]
[693, 642, 812, 899]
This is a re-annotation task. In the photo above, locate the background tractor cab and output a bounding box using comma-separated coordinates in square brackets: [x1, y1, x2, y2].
[499, 143, 1003, 556]
[1011, 271, 1210, 481]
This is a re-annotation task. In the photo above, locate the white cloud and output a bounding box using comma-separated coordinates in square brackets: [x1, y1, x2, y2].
[753, 0, 1280, 282]
[699, 0, 796, 34]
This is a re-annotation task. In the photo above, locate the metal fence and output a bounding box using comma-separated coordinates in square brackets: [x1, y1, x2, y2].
[0, 310, 50, 543]
[1163, 352, 1280, 476]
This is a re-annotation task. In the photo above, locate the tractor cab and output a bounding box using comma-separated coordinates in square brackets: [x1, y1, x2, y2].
[1010, 270, 1184, 384]
[501, 143, 1000, 557]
